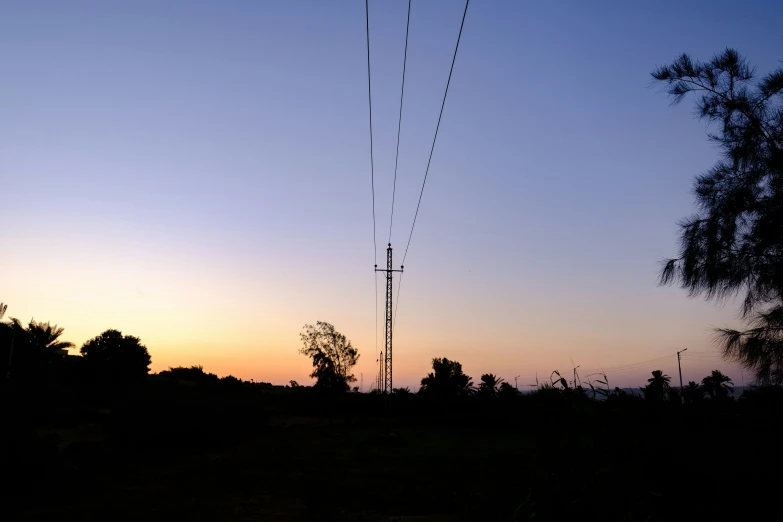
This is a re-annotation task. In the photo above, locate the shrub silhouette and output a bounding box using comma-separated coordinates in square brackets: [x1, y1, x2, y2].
[158, 365, 219, 383]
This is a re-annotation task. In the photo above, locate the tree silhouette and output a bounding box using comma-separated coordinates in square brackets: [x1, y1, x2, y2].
[653, 49, 783, 383]
[3, 318, 73, 379]
[700, 370, 734, 400]
[719, 307, 783, 385]
[8, 318, 74, 357]
[681, 381, 705, 404]
[25, 319, 74, 357]
[640, 370, 671, 402]
[666, 387, 681, 403]
[299, 321, 359, 393]
[0, 303, 7, 321]
[418, 358, 474, 399]
[81, 329, 151, 386]
[478, 373, 504, 398]
[220, 375, 243, 388]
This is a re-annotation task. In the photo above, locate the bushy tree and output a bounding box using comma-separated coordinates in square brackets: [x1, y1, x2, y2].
[81, 329, 151, 386]
[653, 49, 783, 384]
[299, 321, 359, 392]
[419, 358, 474, 399]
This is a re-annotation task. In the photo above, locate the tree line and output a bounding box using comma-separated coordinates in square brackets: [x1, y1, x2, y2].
[0, 303, 253, 397]
[0, 304, 150, 388]
[298, 320, 744, 405]
[0, 305, 743, 407]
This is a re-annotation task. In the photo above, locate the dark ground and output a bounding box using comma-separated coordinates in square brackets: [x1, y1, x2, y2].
[3, 384, 782, 522]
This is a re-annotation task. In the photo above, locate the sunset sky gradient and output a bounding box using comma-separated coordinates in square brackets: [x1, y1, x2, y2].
[3, 0, 781, 389]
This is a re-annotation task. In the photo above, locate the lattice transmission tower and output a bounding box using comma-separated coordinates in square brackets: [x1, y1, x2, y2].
[375, 243, 403, 393]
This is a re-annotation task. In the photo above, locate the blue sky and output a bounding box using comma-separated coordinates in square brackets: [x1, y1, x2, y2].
[2, 0, 781, 388]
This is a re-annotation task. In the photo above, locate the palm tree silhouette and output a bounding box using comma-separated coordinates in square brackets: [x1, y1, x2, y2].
[478, 373, 504, 398]
[9, 318, 74, 357]
[641, 370, 671, 401]
[701, 370, 734, 400]
[31, 320, 73, 356]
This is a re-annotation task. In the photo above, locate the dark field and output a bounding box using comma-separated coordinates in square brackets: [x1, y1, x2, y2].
[4, 381, 783, 522]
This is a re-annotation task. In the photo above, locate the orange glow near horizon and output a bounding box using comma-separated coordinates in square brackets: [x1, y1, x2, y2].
[2, 232, 746, 390]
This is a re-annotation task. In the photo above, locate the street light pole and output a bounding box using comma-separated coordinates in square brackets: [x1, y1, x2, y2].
[677, 348, 687, 401]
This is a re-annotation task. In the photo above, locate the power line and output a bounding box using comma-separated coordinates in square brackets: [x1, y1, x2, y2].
[581, 354, 676, 375]
[401, 0, 470, 266]
[599, 361, 675, 375]
[583, 355, 673, 373]
[365, 0, 380, 395]
[392, 271, 403, 333]
[365, 0, 377, 266]
[388, 0, 412, 245]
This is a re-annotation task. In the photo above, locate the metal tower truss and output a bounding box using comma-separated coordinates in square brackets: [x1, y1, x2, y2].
[375, 244, 403, 393]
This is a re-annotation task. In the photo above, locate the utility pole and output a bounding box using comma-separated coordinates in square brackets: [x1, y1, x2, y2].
[677, 348, 687, 401]
[514, 375, 520, 391]
[377, 351, 382, 391]
[375, 244, 403, 393]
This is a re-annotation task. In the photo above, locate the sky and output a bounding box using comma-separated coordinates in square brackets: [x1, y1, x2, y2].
[2, 0, 781, 390]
